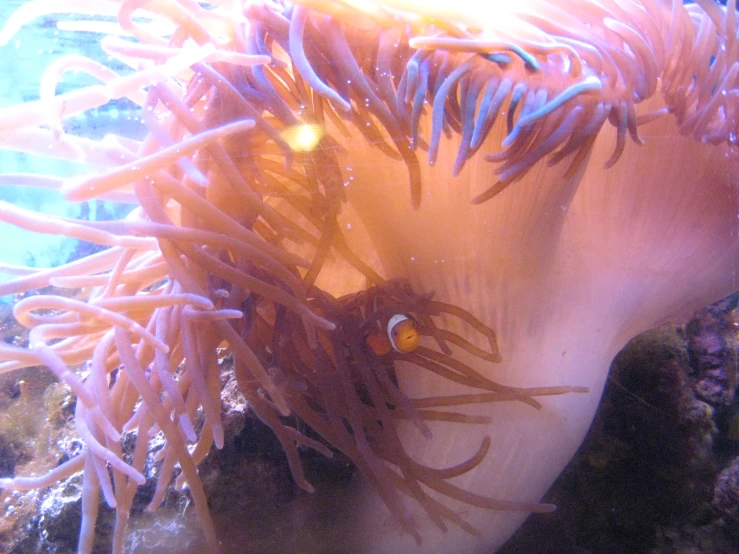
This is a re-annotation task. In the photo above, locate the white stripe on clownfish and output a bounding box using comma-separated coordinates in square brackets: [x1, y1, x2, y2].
[387, 314, 420, 354]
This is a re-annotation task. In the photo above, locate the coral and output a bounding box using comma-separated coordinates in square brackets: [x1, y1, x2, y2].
[687, 293, 739, 407]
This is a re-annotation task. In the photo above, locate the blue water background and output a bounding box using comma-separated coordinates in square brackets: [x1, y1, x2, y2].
[0, 2, 144, 299]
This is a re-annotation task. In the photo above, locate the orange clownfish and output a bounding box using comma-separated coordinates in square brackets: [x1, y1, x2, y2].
[365, 314, 420, 356]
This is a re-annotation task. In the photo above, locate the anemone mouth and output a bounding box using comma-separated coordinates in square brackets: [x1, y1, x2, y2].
[0, 1, 736, 553]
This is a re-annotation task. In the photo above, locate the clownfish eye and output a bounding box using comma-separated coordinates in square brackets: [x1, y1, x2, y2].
[387, 314, 420, 353]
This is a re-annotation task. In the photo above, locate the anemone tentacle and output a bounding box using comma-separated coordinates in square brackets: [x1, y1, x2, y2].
[0, 2, 736, 554]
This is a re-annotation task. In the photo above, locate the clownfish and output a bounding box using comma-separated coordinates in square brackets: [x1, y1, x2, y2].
[365, 314, 420, 356]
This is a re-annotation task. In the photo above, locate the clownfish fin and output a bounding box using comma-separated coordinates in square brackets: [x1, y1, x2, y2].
[366, 333, 393, 356]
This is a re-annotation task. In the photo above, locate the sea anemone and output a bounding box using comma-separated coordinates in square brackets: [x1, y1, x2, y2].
[0, 0, 737, 553]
